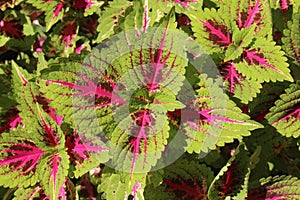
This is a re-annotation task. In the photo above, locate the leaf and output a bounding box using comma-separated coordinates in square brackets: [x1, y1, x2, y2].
[0, 132, 44, 188]
[248, 81, 288, 122]
[65, 133, 110, 178]
[183, 76, 262, 153]
[73, 136, 108, 161]
[0, 35, 10, 46]
[95, 0, 132, 42]
[266, 81, 300, 138]
[220, 61, 262, 103]
[98, 170, 146, 200]
[248, 175, 300, 199]
[235, 37, 293, 82]
[37, 150, 69, 200]
[208, 143, 250, 200]
[188, 7, 232, 54]
[13, 184, 47, 200]
[144, 158, 214, 200]
[27, 0, 66, 31]
[0, 107, 22, 134]
[282, 10, 300, 63]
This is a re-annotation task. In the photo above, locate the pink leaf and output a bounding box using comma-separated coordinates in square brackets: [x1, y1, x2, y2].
[0, 142, 44, 174]
[221, 62, 242, 93]
[52, 2, 65, 20]
[200, 19, 232, 47]
[0, 107, 23, 134]
[73, 137, 108, 160]
[243, 0, 262, 28]
[243, 49, 281, 72]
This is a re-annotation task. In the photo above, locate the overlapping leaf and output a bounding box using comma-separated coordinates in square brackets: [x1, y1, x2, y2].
[282, 9, 300, 63]
[0, 61, 70, 199]
[208, 143, 250, 199]
[248, 175, 300, 199]
[183, 75, 262, 153]
[144, 158, 214, 199]
[188, 0, 292, 103]
[266, 81, 300, 137]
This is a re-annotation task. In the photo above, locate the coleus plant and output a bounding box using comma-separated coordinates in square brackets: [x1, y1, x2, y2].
[0, 0, 300, 200]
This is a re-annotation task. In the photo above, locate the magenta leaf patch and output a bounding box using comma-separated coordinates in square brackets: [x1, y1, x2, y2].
[221, 62, 241, 93]
[183, 76, 262, 153]
[72, 136, 109, 160]
[200, 19, 232, 47]
[243, 49, 281, 72]
[0, 141, 44, 174]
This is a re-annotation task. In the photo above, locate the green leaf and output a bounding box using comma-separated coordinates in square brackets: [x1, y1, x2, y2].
[98, 169, 146, 200]
[282, 9, 300, 63]
[184, 76, 262, 153]
[0, 35, 10, 46]
[145, 158, 214, 200]
[95, 0, 132, 42]
[235, 37, 293, 83]
[208, 143, 250, 200]
[249, 175, 300, 199]
[37, 149, 69, 200]
[266, 81, 300, 138]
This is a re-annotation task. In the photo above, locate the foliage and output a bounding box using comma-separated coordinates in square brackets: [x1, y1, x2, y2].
[0, 0, 299, 199]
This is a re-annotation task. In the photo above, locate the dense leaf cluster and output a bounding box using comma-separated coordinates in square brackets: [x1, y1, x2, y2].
[0, 0, 299, 199]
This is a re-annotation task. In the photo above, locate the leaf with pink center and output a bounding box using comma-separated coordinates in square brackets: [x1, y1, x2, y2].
[0, 133, 44, 188]
[40, 55, 117, 129]
[235, 37, 293, 82]
[266, 81, 300, 138]
[41, 10, 188, 176]
[233, 0, 272, 38]
[110, 108, 169, 175]
[37, 150, 69, 200]
[184, 75, 262, 153]
[220, 61, 262, 103]
[188, 8, 232, 54]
